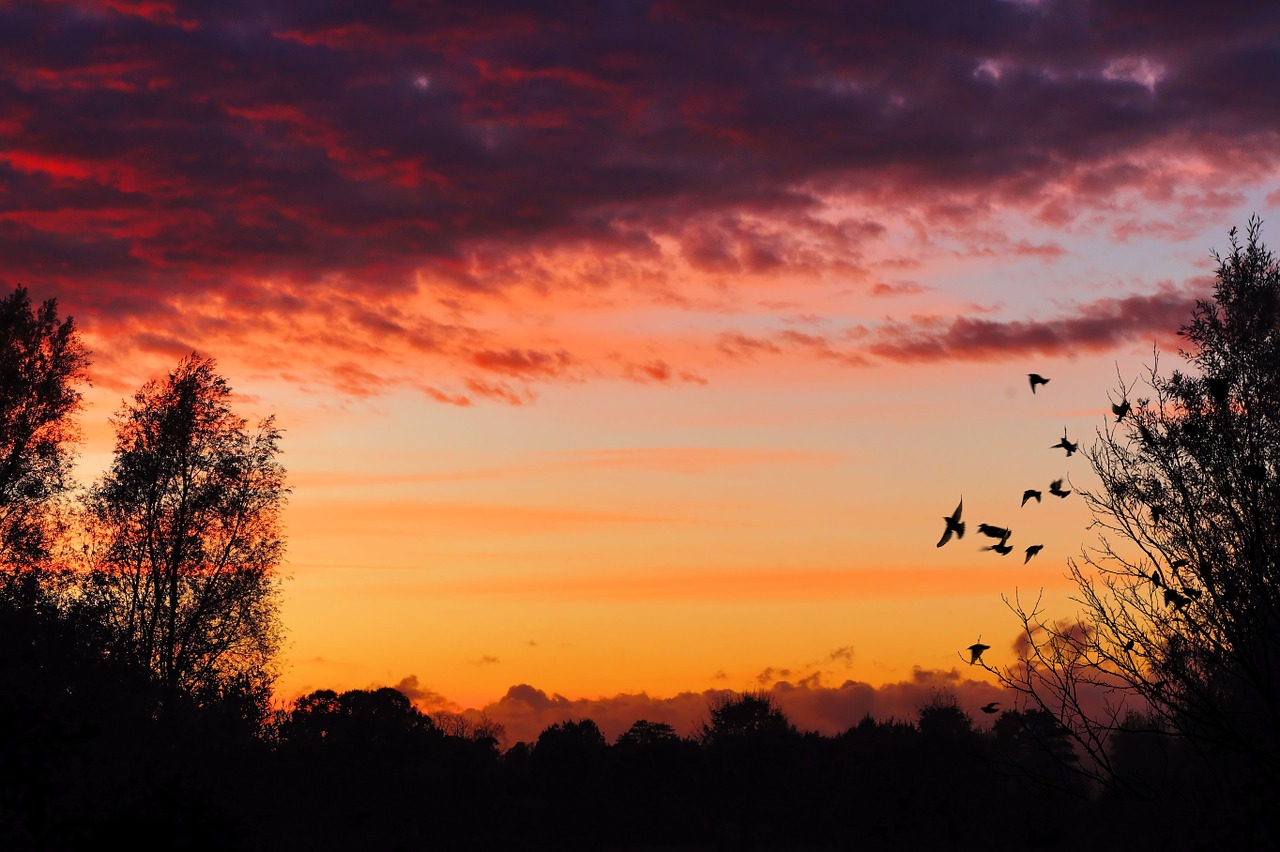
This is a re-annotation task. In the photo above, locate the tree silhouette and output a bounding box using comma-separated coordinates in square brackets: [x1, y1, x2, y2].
[532, 717, 610, 784]
[915, 689, 975, 744]
[276, 687, 440, 750]
[995, 219, 1280, 819]
[82, 354, 286, 711]
[0, 285, 89, 568]
[700, 689, 795, 743]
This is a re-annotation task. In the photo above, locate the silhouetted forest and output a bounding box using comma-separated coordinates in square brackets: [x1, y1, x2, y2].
[6, 219, 1280, 852]
[1, 620, 1262, 851]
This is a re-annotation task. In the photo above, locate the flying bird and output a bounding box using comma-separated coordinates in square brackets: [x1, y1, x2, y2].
[1049, 479, 1071, 498]
[1021, 489, 1042, 506]
[980, 701, 1000, 714]
[1028, 374, 1050, 394]
[1169, 559, 1188, 569]
[1164, 589, 1190, 610]
[977, 523, 1011, 540]
[967, 640, 991, 665]
[1051, 428, 1078, 457]
[1182, 588, 1203, 601]
[1024, 544, 1044, 563]
[985, 542, 1013, 556]
[1111, 399, 1131, 422]
[937, 498, 965, 547]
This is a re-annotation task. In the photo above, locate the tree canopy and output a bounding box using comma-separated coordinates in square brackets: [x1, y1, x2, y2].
[83, 354, 287, 708]
[0, 285, 89, 567]
[996, 218, 1280, 815]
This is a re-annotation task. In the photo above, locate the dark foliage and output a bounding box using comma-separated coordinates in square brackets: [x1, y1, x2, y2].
[996, 221, 1280, 846]
[0, 285, 88, 566]
[82, 354, 286, 709]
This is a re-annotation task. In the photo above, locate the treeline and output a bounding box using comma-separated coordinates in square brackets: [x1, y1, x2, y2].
[2, 280, 1272, 849]
[0, 630, 1246, 851]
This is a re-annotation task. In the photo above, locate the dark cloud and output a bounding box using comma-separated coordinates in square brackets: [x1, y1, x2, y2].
[3, 1, 1275, 390]
[391, 674, 458, 711]
[867, 282, 1205, 362]
[717, 281, 1207, 366]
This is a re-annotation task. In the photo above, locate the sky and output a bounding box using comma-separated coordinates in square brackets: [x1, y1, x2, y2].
[5, 0, 1280, 742]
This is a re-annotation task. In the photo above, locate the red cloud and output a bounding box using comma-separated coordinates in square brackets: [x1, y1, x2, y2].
[470, 347, 574, 378]
[4, 2, 1275, 395]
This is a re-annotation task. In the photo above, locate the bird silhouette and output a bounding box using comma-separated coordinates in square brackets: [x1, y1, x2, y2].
[980, 701, 1000, 714]
[967, 640, 991, 665]
[1024, 544, 1043, 563]
[1164, 589, 1190, 610]
[1137, 423, 1156, 447]
[1123, 638, 1135, 652]
[1182, 588, 1202, 601]
[1051, 428, 1078, 456]
[1149, 568, 1165, 588]
[977, 523, 1011, 540]
[1021, 489, 1042, 506]
[1169, 559, 1188, 569]
[1028, 374, 1050, 394]
[1150, 504, 1165, 523]
[1111, 399, 1131, 422]
[986, 542, 1013, 556]
[937, 498, 965, 547]
[1049, 478, 1071, 498]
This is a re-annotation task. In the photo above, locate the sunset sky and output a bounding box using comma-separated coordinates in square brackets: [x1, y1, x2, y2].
[5, 0, 1280, 742]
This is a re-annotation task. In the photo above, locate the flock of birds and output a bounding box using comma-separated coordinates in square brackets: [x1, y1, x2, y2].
[939, 373, 1135, 701]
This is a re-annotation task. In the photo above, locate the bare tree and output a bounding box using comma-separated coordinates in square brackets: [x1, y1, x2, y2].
[0, 285, 89, 568]
[992, 219, 1280, 805]
[83, 354, 287, 706]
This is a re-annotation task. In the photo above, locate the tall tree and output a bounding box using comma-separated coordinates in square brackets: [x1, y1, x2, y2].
[0, 285, 89, 567]
[995, 219, 1280, 810]
[84, 354, 286, 705]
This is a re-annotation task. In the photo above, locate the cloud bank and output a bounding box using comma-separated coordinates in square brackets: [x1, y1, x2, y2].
[4, 1, 1274, 395]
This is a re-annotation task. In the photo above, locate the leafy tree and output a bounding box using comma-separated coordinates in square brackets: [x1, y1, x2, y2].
[83, 354, 286, 709]
[995, 219, 1280, 813]
[699, 689, 795, 743]
[276, 687, 439, 750]
[915, 689, 977, 748]
[615, 719, 682, 751]
[533, 718, 610, 780]
[0, 285, 89, 567]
